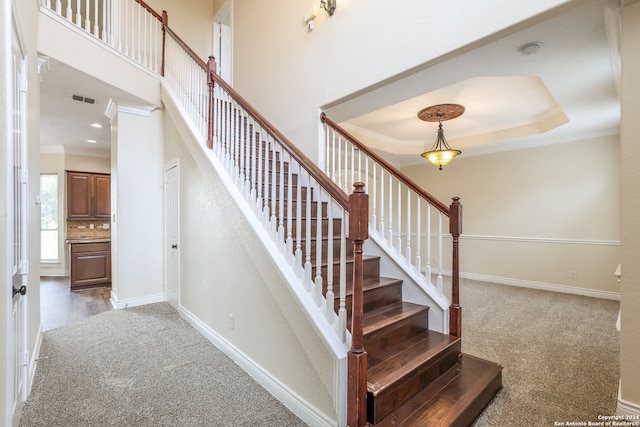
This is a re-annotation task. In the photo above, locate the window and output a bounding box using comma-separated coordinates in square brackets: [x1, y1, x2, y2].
[40, 174, 58, 261]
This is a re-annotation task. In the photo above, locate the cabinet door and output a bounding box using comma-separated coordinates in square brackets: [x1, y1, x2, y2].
[94, 174, 111, 219]
[67, 172, 92, 219]
[70, 243, 111, 288]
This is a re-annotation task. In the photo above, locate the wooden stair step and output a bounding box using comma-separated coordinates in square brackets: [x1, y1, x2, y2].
[337, 277, 403, 316]
[366, 331, 462, 422]
[375, 354, 503, 427]
[362, 302, 429, 356]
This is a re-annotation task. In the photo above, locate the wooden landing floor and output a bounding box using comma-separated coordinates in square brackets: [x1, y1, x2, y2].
[40, 276, 113, 331]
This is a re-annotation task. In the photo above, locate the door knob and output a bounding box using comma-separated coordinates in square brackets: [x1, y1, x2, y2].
[171, 244, 178, 249]
[12, 285, 27, 297]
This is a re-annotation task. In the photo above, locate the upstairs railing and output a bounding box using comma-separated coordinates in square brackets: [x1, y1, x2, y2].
[320, 114, 463, 338]
[41, 0, 164, 75]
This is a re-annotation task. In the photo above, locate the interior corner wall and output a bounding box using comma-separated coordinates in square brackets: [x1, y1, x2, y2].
[620, 0, 640, 412]
[162, 110, 338, 425]
[110, 106, 164, 305]
[401, 135, 621, 297]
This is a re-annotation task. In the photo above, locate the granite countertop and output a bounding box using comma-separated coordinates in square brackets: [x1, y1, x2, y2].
[66, 238, 111, 244]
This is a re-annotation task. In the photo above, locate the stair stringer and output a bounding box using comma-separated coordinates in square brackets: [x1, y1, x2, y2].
[363, 229, 451, 334]
[161, 84, 350, 426]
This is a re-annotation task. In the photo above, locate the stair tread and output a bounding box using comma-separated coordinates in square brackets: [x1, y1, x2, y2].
[362, 302, 428, 336]
[375, 354, 503, 427]
[367, 331, 460, 393]
[340, 277, 403, 298]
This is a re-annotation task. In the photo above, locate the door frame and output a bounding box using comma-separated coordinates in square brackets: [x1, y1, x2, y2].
[213, 0, 232, 83]
[163, 160, 180, 309]
[5, 0, 30, 423]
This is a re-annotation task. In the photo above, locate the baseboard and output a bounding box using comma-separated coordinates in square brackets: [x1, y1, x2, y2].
[177, 305, 337, 427]
[28, 326, 44, 394]
[618, 394, 640, 417]
[461, 272, 621, 301]
[110, 292, 165, 309]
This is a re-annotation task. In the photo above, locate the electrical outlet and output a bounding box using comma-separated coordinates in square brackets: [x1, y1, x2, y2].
[90, 223, 95, 229]
[228, 314, 235, 330]
[570, 271, 577, 279]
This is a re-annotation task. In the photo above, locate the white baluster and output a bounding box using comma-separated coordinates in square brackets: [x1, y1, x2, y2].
[256, 130, 264, 216]
[270, 138, 277, 239]
[285, 156, 293, 264]
[315, 187, 324, 309]
[325, 205, 342, 324]
[396, 180, 402, 253]
[331, 130, 336, 184]
[304, 170, 313, 290]
[295, 172, 302, 278]
[93, 0, 99, 36]
[426, 204, 432, 281]
[277, 146, 285, 252]
[406, 188, 412, 267]
[437, 213, 444, 295]
[388, 173, 393, 247]
[85, 0, 91, 31]
[338, 211, 347, 341]
[379, 168, 384, 240]
[416, 199, 422, 275]
[371, 162, 377, 234]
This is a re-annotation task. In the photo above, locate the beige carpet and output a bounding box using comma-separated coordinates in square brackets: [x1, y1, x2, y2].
[19, 279, 620, 426]
[457, 279, 620, 426]
[19, 303, 307, 427]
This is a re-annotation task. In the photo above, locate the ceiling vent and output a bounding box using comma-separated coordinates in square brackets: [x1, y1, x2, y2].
[71, 94, 96, 104]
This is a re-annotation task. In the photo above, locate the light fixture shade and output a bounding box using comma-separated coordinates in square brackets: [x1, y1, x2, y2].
[421, 149, 461, 170]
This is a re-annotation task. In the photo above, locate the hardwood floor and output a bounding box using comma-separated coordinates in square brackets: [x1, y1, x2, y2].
[40, 276, 113, 332]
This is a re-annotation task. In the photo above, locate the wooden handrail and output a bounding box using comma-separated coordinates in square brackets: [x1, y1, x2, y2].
[133, 0, 163, 21]
[320, 112, 450, 216]
[163, 26, 208, 70]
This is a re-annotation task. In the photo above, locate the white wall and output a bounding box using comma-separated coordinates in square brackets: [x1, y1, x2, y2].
[401, 135, 621, 297]
[144, 0, 215, 62]
[163, 94, 338, 426]
[107, 102, 164, 307]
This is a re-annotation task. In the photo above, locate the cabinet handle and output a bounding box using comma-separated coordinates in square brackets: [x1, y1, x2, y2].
[171, 244, 178, 249]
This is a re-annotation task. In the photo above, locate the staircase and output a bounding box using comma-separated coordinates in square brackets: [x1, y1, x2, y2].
[42, 0, 502, 424]
[254, 132, 502, 426]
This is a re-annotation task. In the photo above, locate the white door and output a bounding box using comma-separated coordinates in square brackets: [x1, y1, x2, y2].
[164, 162, 180, 308]
[8, 19, 29, 425]
[213, 1, 231, 83]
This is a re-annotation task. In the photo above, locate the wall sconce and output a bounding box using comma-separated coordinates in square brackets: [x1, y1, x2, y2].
[320, 0, 336, 16]
[419, 104, 464, 170]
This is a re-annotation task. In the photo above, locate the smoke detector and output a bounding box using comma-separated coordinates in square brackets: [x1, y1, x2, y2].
[520, 42, 542, 56]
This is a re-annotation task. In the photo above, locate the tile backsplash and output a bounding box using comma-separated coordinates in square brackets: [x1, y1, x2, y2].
[66, 220, 111, 239]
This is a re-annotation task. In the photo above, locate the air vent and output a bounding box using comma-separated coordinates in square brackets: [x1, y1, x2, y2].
[71, 94, 96, 104]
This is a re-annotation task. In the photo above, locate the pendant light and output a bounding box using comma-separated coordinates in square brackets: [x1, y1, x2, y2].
[419, 104, 464, 170]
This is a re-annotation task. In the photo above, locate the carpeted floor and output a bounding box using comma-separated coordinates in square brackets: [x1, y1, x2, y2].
[19, 303, 307, 427]
[20, 279, 620, 426]
[459, 279, 620, 427]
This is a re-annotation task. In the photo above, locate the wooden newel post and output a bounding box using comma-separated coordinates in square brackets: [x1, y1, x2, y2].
[348, 182, 368, 427]
[161, 11, 168, 77]
[449, 197, 463, 338]
[206, 56, 217, 150]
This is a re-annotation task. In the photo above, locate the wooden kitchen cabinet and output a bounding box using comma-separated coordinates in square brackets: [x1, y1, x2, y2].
[66, 171, 111, 220]
[70, 242, 111, 289]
